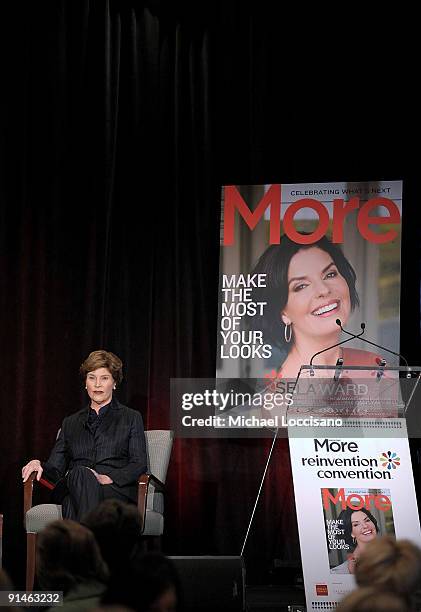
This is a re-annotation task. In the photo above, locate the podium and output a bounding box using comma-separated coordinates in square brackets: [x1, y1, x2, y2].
[171, 368, 421, 609]
[288, 363, 421, 430]
[287, 364, 421, 610]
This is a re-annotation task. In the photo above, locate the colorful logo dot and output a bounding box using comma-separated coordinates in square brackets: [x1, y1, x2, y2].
[380, 451, 401, 470]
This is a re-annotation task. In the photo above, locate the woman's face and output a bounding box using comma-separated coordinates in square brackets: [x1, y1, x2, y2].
[86, 367, 115, 408]
[350, 510, 377, 545]
[281, 247, 351, 341]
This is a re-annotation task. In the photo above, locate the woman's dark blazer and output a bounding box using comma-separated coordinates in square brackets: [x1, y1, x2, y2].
[42, 397, 147, 502]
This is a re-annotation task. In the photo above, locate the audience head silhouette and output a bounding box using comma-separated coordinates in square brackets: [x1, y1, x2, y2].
[337, 536, 421, 612]
[82, 499, 142, 573]
[102, 551, 180, 612]
[355, 535, 421, 596]
[336, 586, 411, 612]
[37, 519, 108, 594]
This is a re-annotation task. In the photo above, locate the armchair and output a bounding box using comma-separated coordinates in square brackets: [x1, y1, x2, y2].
[23, 429, 173, 590]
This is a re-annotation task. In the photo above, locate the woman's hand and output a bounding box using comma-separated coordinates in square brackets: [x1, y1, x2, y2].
[87, 468, 113, 485]
[96, 473, 113, 485]
[22, 459, 43, 482]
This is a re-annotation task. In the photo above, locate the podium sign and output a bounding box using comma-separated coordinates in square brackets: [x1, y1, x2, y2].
[289, 367, 421, 610]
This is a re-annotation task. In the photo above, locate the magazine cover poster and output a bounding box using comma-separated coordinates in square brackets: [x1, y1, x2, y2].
[217, 181, 402, 379]
[289, 431, 421, 608]
[322, 487, 395, 574]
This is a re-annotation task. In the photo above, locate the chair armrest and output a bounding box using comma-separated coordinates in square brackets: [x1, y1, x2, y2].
[139, 473, 165, 491]
[137, 473, 165, 534]
[23, 472, 56, 520]
[23, 473, 36, 518]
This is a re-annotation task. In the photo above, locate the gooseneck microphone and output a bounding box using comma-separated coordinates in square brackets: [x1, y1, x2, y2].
[309, 323, 365, 368]
[335, 319, 409, 368]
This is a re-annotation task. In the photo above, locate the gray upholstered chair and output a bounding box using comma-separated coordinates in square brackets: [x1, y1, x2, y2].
[23, 429, 174, 590]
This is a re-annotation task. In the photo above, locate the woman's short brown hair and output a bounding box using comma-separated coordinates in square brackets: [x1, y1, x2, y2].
[355, 535, 421, 597]
[80, 350, 123, 386]
[336, 587, 410, 612]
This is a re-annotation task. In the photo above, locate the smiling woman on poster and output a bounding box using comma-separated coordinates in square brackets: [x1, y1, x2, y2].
[251, 235, 385, 378]
[331, 507, 380, 574]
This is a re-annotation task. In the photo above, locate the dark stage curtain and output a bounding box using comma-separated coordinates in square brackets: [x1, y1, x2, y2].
[0, 0, 419, 586]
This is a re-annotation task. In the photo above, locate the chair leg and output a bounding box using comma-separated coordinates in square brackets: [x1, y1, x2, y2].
[26, 533, 37, 591]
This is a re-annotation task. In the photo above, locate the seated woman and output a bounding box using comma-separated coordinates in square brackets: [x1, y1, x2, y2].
[22, 350, 147, 520]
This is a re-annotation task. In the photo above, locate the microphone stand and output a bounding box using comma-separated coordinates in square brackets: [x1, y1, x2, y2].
[336, 320, 421, 415]
[308, 322, 366, 377]
[239, 334, 357, 556]
[240, 363, 299, 557]
[336, 319, 410, 370]
[240, 418, 279, 557]
[240, 325, 368, 556]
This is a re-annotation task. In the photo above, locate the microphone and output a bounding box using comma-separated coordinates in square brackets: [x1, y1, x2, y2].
[336, 319, 410, 370]
[309, 323, 365, 371]
[334, 357, 344, 382]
